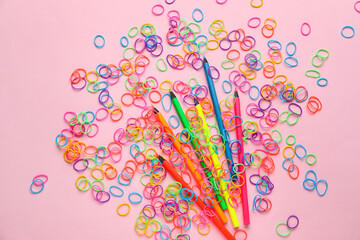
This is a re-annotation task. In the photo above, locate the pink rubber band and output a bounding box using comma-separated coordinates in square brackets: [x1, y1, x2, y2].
[33, 174, 48, 186]
[216, 0, 227, 4]
[95, 108, 109, 121]
[301, 23, 311, 36]
[87, 123, 99, 138]
[355, 1, 360, 13]
[152, 4, 164, 16]
[248, 17, 261, 28]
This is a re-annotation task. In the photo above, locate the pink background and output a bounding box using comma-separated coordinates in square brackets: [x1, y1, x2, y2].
[1, 0, 360, 239]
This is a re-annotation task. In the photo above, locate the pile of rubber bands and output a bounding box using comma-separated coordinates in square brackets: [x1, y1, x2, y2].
[51, 1, 341, 239]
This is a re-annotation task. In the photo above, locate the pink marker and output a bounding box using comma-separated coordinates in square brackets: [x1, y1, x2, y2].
[234, 90, 250, 225]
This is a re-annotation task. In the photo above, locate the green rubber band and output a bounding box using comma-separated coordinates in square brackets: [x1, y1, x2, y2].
[287, 114, 300, 125]
[221, 59, 235, 69]
[163, 206, 176, 221]
[83, 156, 97, 168]
[87, 81, 98, 93]
[316, 49, 329, 59]
[125, 75, 139, 90]
[286, 134, 296, 146]
[140, 24, 156, 37]
[250, 153, 262, 166]
[135, 214, 148, 230]
[276, 222, 291, 236]
[135, 139, 147, 152]
[156, 58, 168, 72]
[279, 110, 290, 122]
[208, 24, 223, 36]
[198, 41, 208, 53]
[91, 179, 105, 192]
[305, 69, 321, 78]
[187, 22, 201, 34]
[77, 178, 92, 191]
[312, 55, 325, 67]
[140, 174, 150, 186]
[128, 26, 139, 38]
[250, 49, 262, 60]
[306, 153, 317, 165]
[149, 219, 161, 232]
[225, 94, 235, 108]
[286, 134, 296, 145]
[123, 47, 136, 60]
[188, 77, 198, 88]
[271, 129, 282, 143]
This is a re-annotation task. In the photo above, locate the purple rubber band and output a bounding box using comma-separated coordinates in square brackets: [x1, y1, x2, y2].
[73, 159, 88, 172]
[227, 29, 242, 42]
[287, 215, 299, 229]
[219, 37, 232, 51]
[71, 78, 87, 90]
[258, 98, 272, 111]
[288, 103, 302, 116]
[208, 66, 220, 80]
[242, 36, 256, 48]
[143, 204, 156, 218]
[96, 191, 111, 203]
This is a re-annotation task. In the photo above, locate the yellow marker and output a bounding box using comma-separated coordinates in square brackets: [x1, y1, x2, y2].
[195, 101, 240, 228]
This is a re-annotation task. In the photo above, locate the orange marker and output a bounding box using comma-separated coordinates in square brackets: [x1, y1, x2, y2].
[153, 107, 228, 224]
[158, 155, 236, 240]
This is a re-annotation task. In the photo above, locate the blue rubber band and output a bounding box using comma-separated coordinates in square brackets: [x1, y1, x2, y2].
[161, 93, 172, 111]
[295, 88, 308, 103]
[109, 185, 124, 197]
[168, 36, 183, 46]
[256, 179, 268, 194]
[341, 26, 355, 39]
[128, 192, 142, 204]
[317, 78, 328, 87]
[284, 57, 298, 67]
[267, 40, 282, 50]
[286, 42, 297, 56]
[303, 178, 317, 191]
[30, 179, 44, 194]
[93, 81, 109, 92]
[118, 172, 131, 186]
[316, 179, 328, 196]
[160, 225, 171, 240]
[252, 195, 262, 210]
[282, 158, 294, 171]
[130, 144, 140, 158]
[180, 214, 191, 230]
[305, 170, 318, 182]
[295, 144, 307, 159]
[249, 85, 260, 100]
[120, 36, 129, 47]
[169, 115, 180, 129]
[264, 141, 278, 153]
[94, 35, 105, 48]
[83, 111, 95, 123]
[222, 80, 232, 93]
[192, 8, 204, 22]
[55, 134, 68, 147]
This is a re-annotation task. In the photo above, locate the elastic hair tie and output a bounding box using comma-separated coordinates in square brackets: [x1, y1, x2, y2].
[287, 215, 300, 229]
[301, 23, 311, 36]
[355, 1, 360, 13]
[316, 179, 328, 196]
[192, 8, 204, 22]
[117, 203, 131, 216]
[118, 172, 132, 186]
[341, 26, 355, 39]
[152, 4, 164, 16]
[216, 0, 227, 4]
[30, 179, 45, 194]
[94, 35, 105, 48]
[317, 78, 328, 87]
[250, 0, 263, 8]
[109, 185, 124, 197]
[222, 80, 232, 93]
[248, 17, 261, 28]
[120, 36, 129, 47]
[275, 222, 291, 236]
[169, 115, 180, 129]
[129, 192, 143, 204]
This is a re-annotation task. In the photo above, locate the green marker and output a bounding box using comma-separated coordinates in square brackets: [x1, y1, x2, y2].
[170, 90, 228, 210]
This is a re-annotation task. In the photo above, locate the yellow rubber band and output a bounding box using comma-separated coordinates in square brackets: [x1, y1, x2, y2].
[117, 203, 131, 216]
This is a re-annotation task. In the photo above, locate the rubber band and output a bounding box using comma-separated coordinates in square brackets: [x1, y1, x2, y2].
[109, 185, 124, 197]
[341, 26, 355, 39]
[283, 145, 295, 159]
[156, 58, 168, 72]
[160, 80, 173, 92]
[286, 135, 296, 145]
[316, 179, 328, 196]
[271, 129, 282, 143]
[161, 93, 172, 111]
[355, 1, 360, 13]
[118, 172, 132, 186]
[284, 57, 298, 67]
[120, 36, 129, 47]
[288, 164, 299, 179]
[234, 229, 247, 240]
[169, 115, 180, 129]
[248, 17, 261, 28]
[317, 78, 328, 87]
[197, 224, 211, 235]
[305, 69, 320, 78]
[32, 175, 48, 186]
[249, 85, 260, 100]
[301, 23, 311, 36]
[94, 35, 105, 48]
[286, 42, 297, 56]
[123, 47, 136, 60]
[117, 203, 131, 216]
[276, 222, 291, 236]
[129, 192, 142, 204]
[152, 4, 164, 16]
[128, 26, 139, 38]
[227, 49, 240, 61]
[192, 8, 204, 22]
[287, 215, 300, 229]
[222, 80, 232, 93]
[250, 0, 263, 8]
[76, 176, 91, 191]
[221, 59, 235, 69]
[30, 179, 44, 194]
[306, 153, 317, 165]
[149, 90, 161, 103]
[294, 144, 307, 159]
